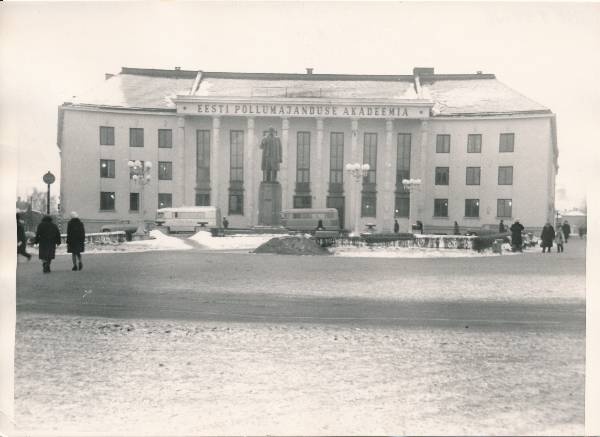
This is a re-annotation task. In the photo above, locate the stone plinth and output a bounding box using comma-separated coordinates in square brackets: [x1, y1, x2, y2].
[258, 182, 282, 226]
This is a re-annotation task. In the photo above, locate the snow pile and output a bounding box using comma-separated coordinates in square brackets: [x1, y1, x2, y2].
[254, 236, 330, 255]
[121, 230, 192, 252]
[189, 231, 286, 250]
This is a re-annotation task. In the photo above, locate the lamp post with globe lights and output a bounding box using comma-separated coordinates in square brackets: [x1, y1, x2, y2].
[402, 178, 422, 233]
[128, 160, 152, 236]
[345, 163, 370, 236]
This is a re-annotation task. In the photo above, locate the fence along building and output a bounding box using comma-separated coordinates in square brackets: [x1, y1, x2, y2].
[57, 67, 558, 233]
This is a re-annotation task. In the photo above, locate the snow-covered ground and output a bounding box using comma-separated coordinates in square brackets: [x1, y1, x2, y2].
[189, 230, 288, 250]
[334, 245, 517, 258]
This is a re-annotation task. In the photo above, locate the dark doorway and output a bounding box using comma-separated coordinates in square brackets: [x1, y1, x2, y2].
[327, 196, 345, 230]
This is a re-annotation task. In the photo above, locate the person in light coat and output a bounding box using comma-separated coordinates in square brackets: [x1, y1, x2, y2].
[555, 225, 565, 253]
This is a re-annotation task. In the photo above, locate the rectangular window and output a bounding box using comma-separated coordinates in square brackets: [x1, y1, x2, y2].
[99, 126, 115, 145]
[498, 166, 513, 185]
[293, 195, 312, 209]
[396, 133, 411, 190]
[395, 195, 410, 218]
[499, 133, 514, 152]
[497, 199, 512, 217]
[158, 129, 172, 148]
[467, 134, 482, 153]
[363, 133, 377, 184]
[465, 199, 480, 217]
[229, 193, 243, 215]
[129, 193, 139, 211]
[158, 161, 173, 180]
[329, 132, 344, 186]
[436, 134, 450, 153]
[361, 192, 376, 217]
[434, 199, 448, 217]
[195, 193, 210, 206]
[435, 167, 449, 185]
[196, 129, 211, 188]
[230, 131, 244, 182]
[100, 159, 115, 178]
[466, 167, 481, 185]
[100, 192, 115, 211]
[297, 132, 310, 184]
[158, 193, 172, 209]
[129, 128, 144, 147]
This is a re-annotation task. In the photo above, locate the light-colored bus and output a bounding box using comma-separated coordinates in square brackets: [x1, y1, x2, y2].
[280, 208, 340, 232]
[155, 206, 221, 233]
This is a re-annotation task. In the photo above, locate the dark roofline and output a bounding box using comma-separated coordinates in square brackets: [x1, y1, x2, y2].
[119, 67, 496, 81]
[435, 109, 553, 117]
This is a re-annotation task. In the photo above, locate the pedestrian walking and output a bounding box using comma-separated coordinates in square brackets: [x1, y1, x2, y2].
[562, 220, 571, 242]
[510, 219, 525, 252]
[222, 217, 229, 229]
[393, 219, 399, 233]
[499, 219, 506, 233]
[453, 221, 460, 235]
[555, 225, 565, 253]
[67, 211, 85, 271]
[540, 222, 556, 253]
[16, 213, 32, 261]
[35, 215, 61, 273]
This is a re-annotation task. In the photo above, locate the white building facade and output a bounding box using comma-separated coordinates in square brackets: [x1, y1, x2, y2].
[58, 67, 558, 233]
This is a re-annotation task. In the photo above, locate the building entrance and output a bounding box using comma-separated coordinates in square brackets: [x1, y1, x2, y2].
[327, 196, 345, 230]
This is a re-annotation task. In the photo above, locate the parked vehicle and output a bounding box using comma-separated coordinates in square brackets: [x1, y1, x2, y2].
[100, 221, 138, 241]
[155, 206, 222, 233]
[280, 208, 340, 232]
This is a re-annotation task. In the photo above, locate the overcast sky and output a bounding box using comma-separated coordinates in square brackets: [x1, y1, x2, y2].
[1, 1, 599, 209]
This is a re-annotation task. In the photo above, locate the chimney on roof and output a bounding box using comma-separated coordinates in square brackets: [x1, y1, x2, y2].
[413, 67, 434, 76]
[105, 73, 114, 80]
[476, 70, 483, 74]
[306, 68, 314, 75]
[175, 66, 181, 71]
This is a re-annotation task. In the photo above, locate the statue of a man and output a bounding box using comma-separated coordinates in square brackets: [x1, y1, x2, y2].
[260, 127, 282, 182]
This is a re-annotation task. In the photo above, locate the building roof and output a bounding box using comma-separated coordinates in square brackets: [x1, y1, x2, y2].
[67, 67, 551, 116]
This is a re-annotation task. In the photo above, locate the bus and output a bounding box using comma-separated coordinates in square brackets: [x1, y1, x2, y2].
[155, 206, 221, 233]
[280, 208, 340, 232]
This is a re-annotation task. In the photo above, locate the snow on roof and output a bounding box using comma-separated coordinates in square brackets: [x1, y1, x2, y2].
[66, 68, 551, 116]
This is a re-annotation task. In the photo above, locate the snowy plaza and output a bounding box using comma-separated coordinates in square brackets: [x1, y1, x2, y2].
[14, 235, 586, 435]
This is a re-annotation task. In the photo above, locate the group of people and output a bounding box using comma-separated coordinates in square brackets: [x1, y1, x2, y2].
[17, 211, 86, 273]
[540, 220, 571, 253]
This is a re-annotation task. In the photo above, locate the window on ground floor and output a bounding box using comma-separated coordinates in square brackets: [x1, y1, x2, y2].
[361, 192, 376, 217]
[229, 192, 243, 215]
[293, 195, 312, 209]
[100, 192, 115, 211]
[434, 198, 448, 217]
[497, 199, 512, 217]
[395, 194, 410, 218]
[465, 199, 480, 217]
[129, 193, 139, 211]
[158, 193, 172, 209]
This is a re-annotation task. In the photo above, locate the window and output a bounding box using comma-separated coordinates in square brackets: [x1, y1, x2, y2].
[467, 134, 481, 153]
[158, 193, 172, 209]
[230, 131, 244, 182]
[129, 160, 145, 179]
[466, 167, 481, 185]
[499, 133, 514, 152]
[435, 167, 449, 185]
[436, 134, 450, 153]
[195, 193, 210, 206]
[434, 199, 448, 217]
[129, 128, 144, 147]
[396, 133, 411, 190]
[229, 193, 243, 215]
[465, 199, 480, 217]
[293, 195, 312, 209]
[100, 159, 115, 178]
[395, 195, 410, 218]
[100, 192, 115, 211]
[99, 126, 115, 145]
[129, 193, 139, 211]
[297, 132, 310, 184]
[497, 199, 512, 217]
[158, 161, 172, 180]
[329, 132, 344, 188]
[158, 129, 172, 148]
[363, 133, 377, 184]
[361, 192, 376, 217]
[498, 166, 513, 185]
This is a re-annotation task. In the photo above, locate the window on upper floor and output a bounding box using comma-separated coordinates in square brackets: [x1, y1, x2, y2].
[436, 134, 450, 153]
[435, 167, 449, 185]
[499, 133, 514, 152]
[99, 126, 115, 145]
[158, 129, 172, 148]
[130, 128, 144, 147]
[158, 161, 172, 180]
[100, 159, 115, 178]
[467, 134, 481, 153]
[466, 167, 481, 185]
[498, 166, 513, 185]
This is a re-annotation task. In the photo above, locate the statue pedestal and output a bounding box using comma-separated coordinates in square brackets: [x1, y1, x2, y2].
[258, 182, 282, 226]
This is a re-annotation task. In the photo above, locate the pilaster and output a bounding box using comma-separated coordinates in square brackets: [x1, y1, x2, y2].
[281, 118, 290, 210]
[411, 120, 428, 229]
[314, 118, 324, 208]
[381, 119, 394, 231]
[351, 119, 359, 162]
[246, 117, 255, 225]
[211, 116, 220, 208]
[178, 116, 192, 205]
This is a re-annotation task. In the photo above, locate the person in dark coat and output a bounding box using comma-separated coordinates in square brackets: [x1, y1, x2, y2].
[222, 217, 229, 229]
[35, 215, 61, 273]
[540, 222, 556, 253]
[510, 219, 525, 252]
[316, 219, 325, 231]
[67, 211, 85, 271]
[393, 219, 400, 233]
[16, 213, 32, 260]
[453, 221, 460, 235]
[562, 221, 571, 242]
[499, 220, 506, 233]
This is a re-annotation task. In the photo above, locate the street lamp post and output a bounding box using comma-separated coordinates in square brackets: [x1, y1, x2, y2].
[128, 160, 152, 236]
[402, 178, 422, 233]
[345, 163, 370, 236]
